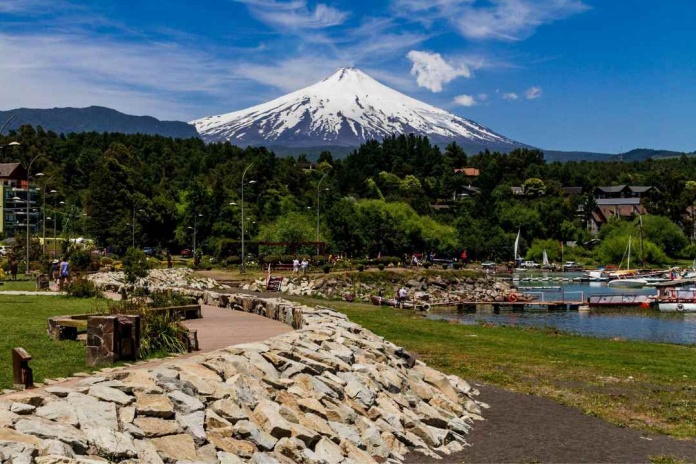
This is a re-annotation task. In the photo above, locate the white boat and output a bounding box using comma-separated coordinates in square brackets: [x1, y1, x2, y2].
[658, 302, 696, 312]
[585, 270, 609, 282]
[607, 278, 648, 288]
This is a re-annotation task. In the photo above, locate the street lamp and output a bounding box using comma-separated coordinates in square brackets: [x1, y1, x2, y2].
[316, 172, 329, 255]
[188, 213, 203, 261]
[35, 173, 54, 256]
[131, 206, 145, 249]
[24, 151, 44, 275]
[241, 162, 254, 274]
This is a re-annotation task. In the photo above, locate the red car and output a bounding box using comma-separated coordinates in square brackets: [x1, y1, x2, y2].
[180, 249, 193, 258]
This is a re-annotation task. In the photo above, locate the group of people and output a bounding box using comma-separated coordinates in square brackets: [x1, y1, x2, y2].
[292, 258, 309, 275]
[49, 257, 70, 287]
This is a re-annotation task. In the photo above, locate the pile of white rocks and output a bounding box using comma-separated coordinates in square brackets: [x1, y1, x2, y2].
[88, 268, 228, 294]
[244, 274, 512, 303]
[0, 296, 485, 463]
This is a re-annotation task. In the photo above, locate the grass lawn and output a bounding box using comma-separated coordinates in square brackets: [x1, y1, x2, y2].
[0, 295, 107, 390]
[0, 277, 42, 292]
[290, 296, 696, 439]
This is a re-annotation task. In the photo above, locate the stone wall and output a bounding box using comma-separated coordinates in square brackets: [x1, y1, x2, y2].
[0, 293, 486, 463]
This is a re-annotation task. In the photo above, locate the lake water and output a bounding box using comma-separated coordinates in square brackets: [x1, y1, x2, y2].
[426, 272, 696, 345]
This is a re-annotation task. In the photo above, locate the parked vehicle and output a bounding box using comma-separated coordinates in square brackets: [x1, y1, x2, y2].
[563, 261, 583, 271]
[521, 260, 540, 269]
[481, 261, 496, 269]
[143, 247, 155, 256]
[180, 249, 193, 258]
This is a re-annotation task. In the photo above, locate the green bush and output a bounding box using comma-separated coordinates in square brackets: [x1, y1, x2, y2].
[423, 262, 431, 269]
[262, 255, 281, 264]
[63, 278, 101, 298]
[378, 264, 385, 271]
[123, 247, 149, 284]
[453, 262, 462, 270]
[222, 256, 241, 267]
[357, 264, 365, 272]
[69, 249, 92, 271]
[100, 257, 114, 266]
[150, 289, 194, 308]
[323, 265, 331, 274]
[312, 255, 328, 265]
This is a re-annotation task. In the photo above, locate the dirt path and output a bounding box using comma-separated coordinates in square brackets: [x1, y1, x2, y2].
[405, 384, 696, 463]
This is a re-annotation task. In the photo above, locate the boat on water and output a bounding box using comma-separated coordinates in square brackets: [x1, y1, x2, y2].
[607, 278, 648, 288]
[369, 295, 430, 311]
[652, 279, 696, 312]
[587, 294, 654, 308]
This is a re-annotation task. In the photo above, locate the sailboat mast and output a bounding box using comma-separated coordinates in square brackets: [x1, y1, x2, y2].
[639, 215, 645, 268]
[628, 236, 631, 271]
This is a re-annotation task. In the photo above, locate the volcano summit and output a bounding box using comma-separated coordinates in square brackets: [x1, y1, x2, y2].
[192, 67, 525, 154]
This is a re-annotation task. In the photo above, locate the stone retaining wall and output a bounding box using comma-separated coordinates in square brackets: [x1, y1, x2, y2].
[0, 292, 486, 463]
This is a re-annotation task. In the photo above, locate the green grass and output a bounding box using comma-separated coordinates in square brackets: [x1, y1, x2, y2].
[0, 277, 42, 292]
[289, 296, 696, 439]
[0, 295, 107, 389]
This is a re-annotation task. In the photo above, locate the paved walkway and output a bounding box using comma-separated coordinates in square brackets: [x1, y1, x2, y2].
[0, 291, 65, 296]
[182, 304, 293, 351]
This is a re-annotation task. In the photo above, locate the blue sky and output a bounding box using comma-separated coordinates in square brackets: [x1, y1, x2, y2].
[1, 0, 694, 153]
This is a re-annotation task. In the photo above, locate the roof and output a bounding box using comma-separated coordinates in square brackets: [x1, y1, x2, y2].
[0, 163, 23, 179]
[561, 187, 583, 195]
[596, 185, 627, 193]
[596, 198, 641, 206]
[461, 185, 481, 193]
[510, 186, 524, 194]
[453, 167, 480, 176]
[629, 186, 653, 193]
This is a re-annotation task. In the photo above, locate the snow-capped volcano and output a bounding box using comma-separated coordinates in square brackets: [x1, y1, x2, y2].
[192, 67, 524, 152]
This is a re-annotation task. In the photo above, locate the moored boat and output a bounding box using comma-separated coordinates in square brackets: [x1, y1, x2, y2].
[657, 302, 696, 312]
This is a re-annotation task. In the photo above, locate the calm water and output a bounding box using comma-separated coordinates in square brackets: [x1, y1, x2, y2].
[427, 273, 696, 345]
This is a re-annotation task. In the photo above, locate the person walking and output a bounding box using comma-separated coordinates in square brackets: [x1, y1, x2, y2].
[8, 255, 18, 281]
[398, 287, 408, 308]
[301, 258, 309, 275]
[292, 258, 300, 275]
[50, 259, 59, 284]
[59, 257, 70, 288]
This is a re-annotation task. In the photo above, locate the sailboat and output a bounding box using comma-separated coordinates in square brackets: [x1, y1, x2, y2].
[607, 236, 648, 288]
[542, 249, 550, 268]
[514, 229, 524, 270]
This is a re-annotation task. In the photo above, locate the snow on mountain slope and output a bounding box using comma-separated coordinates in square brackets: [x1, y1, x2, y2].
[192, 67, 523, 150]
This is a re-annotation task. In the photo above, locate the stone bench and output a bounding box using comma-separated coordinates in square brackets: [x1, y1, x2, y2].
[47, 316, 89, 340]
[148, 304, 202, 321]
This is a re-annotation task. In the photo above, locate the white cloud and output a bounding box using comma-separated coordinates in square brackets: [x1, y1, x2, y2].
[406, 50, 471, 92]
[235, 0, 348, 29]
[525, 86, 542, 99]
[453, 94, 476, 107]
[502, 92, 519, 100]
[393, 0, 589, 41]
[457, 0, 590, 41]
[477, 93, 489, 101]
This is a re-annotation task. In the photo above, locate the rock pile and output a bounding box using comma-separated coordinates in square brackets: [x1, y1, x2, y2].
[245, 274, 512, 303]
[0, 296, 485, 463]
[88, 268, 228, 294]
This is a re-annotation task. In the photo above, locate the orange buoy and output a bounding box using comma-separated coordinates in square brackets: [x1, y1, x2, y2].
[508, 293, 519, 303]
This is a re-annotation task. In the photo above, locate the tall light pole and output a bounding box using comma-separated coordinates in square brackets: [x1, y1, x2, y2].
[25, 151, 44, 275]
[51, 195, 60, 257]
[316, 172, 328, 255]
[130, 205, 145, 249]
[35, 174, 54, 256]
[241, 162, 254, 274]
[187, 213, 203, 262]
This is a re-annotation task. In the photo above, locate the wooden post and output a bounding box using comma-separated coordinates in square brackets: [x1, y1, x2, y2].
[12, 347, 34, 390]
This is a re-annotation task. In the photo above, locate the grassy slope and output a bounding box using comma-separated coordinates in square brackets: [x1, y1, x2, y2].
[290, 296, 696, 438]
[0, 296, 105, 389]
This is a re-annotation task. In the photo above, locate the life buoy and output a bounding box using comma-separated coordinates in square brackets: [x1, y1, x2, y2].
[421, 303, 431, 312]
[677, 303, 684, 312]
[507, 293, 519, 303]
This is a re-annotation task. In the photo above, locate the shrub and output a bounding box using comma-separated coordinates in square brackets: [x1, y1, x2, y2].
[69, 249, 92, 271]
[222, 256, 241, 268]
[357, 264, 365, 272]
[453, 262, 462, 270]
[423, 262, 431, 269]
[378, 264, 385, 271]
[312, 255, 328, 265]
[123, 247, 149, 284]
[63, 278, 101, 298]
[150, 289, 194, 308]
[262, 255, 281, 264]
[323, 265, 331, 274]
[100, 257, 114, 266]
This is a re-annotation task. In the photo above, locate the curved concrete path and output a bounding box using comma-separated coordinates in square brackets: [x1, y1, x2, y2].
[182, 303, 293, 351]
[1, 301, 292, 399]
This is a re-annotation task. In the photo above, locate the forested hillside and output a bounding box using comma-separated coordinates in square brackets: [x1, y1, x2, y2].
[2, 126, 695, 264]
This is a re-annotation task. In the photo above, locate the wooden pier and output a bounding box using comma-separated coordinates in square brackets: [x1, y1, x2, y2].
[426, 300, 585, 312]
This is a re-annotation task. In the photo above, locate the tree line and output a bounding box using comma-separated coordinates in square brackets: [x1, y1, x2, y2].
[2, 126, 696, 264]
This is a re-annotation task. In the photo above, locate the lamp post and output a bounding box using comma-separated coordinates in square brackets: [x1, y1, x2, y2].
[130, 205, 145, 249]
[187, 213, 203, 262]
[35, 174, 54, 256]
[316, 172, 329, 255]
[241, 162, 254, 274]
[25, 151, 44, 275]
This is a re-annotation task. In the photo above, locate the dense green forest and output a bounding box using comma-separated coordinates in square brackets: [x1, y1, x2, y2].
[2, 126, 696, 265]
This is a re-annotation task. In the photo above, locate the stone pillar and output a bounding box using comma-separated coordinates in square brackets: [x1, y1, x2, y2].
[86, 315, 141, 367]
